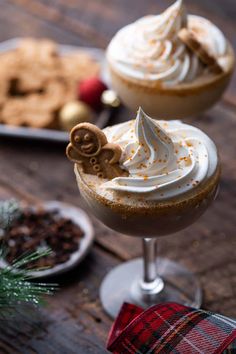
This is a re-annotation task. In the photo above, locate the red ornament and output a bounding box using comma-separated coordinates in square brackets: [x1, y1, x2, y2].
[78, 77, 108, 111]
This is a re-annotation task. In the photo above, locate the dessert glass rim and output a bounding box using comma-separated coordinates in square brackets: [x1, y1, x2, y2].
[75, 164, 220, 216]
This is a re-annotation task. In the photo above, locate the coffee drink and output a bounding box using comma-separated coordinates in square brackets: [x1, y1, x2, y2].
[106, 0, 234, 118]
[73, 108, 220, 236]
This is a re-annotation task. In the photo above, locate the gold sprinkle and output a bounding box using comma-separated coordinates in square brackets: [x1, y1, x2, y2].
[149, 38, 157, 45]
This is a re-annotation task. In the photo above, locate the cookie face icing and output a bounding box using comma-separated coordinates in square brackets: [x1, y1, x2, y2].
[71, 124, 105, 157]
[107, 0, 228, 86]
[102, 108, 218, 201]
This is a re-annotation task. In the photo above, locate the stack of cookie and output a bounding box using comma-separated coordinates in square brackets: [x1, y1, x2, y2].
[0, 38, 100, 129]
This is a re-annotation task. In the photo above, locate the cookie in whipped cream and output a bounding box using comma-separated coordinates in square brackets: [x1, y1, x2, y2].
[107, 0, 234, 118]
[73, 108, 220, 236]
[178, 28, 223, 74]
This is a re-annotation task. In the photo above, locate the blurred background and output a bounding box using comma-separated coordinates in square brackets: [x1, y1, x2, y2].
[0, 1, 235, 352]
[1, 0, 235, 48]
[1, 0, 235, 101]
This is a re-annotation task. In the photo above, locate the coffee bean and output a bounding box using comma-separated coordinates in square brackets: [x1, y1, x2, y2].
[2, 208, 84, 269]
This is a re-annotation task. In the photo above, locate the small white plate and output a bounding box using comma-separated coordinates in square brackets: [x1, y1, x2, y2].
[0, 201, 94, 279]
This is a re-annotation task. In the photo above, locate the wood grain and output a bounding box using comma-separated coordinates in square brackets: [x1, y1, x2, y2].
[0, 1, 235, 353]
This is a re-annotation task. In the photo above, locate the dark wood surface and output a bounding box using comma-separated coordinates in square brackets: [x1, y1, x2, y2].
[0, 1, 236, 353]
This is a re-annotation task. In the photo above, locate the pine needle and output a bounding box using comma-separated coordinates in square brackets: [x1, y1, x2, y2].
[0, 200, 57, 318]
[0, 248, 56, 313]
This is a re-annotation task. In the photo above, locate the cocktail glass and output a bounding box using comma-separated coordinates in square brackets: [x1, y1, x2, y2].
[75, 165, 220, 318]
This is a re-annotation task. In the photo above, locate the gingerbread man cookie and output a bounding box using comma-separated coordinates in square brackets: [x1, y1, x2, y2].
[178, 28, 223, 74]
[1, 80, 73, 128]
[66, 123, 128, 179]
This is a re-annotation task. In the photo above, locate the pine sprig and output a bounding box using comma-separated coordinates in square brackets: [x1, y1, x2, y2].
[0, 199, 57, 318]
[0, 248, 56, 313]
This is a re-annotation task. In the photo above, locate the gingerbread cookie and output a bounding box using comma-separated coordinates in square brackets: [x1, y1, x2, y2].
[0, 38, 101, 130]
[18, 38, 57, 68]
[0, 78, 9, 107]
[66, 123, 128, 179]
[1, 79, 75, 128]
[1, 98, 53, 128]
[61, 52, 100, 82]
[178, 28, 223, 74]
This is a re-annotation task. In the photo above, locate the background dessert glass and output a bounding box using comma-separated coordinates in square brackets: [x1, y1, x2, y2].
[70, 110, 220, 318]
[107, 0, 235, 119]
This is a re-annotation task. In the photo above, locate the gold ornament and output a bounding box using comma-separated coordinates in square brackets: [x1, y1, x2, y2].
[101, 90, 120, 108]
[59, 101, 93, 131]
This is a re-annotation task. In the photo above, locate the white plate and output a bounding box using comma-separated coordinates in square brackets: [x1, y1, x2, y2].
[0, 201, 94, 279]
[0, 38, 110, 142]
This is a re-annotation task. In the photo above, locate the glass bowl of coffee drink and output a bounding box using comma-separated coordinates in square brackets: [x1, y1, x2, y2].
[67, 108, 220, 318]
[106, 0, 234, 119]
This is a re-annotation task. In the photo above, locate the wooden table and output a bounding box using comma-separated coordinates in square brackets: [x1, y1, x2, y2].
[0, 1, 235, 353]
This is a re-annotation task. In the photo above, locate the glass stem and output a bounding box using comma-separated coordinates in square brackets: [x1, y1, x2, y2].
[142, 238, 157, 283]
[140, 238, 164, 295]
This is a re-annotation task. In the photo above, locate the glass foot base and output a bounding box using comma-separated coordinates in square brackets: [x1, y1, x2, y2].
[100, 257, 202, 318]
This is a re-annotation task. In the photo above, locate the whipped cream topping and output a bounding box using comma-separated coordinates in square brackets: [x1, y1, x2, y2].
[107, 0, 228, 86]
[103, 108, 218, 201]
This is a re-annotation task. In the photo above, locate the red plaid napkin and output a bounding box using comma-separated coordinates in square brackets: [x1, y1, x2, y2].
[107, 303, 236, 354]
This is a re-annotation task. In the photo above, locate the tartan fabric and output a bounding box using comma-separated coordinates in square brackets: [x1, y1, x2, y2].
[223, 340, 236, 353]
[107, 303, 236, 354]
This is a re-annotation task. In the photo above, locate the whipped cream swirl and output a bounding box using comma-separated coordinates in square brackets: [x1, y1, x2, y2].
[107, 0, 228, 86]
[103, 108, 218, 201]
